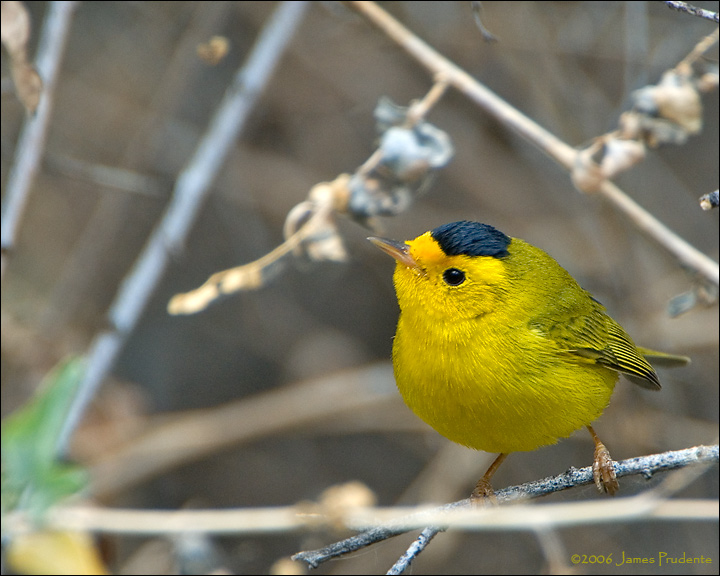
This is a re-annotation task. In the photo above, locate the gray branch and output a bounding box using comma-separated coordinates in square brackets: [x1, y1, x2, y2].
[294, 445, 719, 571]
[665, 1, 720, 23]
[0, 1, 79, 278]
[55, 0, 310, 456]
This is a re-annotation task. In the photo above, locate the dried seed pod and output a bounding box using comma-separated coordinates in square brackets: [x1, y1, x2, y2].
[571, 141, 605, 194]
[599, 138, 646, 179]
[630, 69, 703, 146]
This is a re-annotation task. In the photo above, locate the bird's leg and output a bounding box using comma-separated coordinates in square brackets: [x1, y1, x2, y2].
[471, 453, 508, 500]
[587, 425, 619, 495]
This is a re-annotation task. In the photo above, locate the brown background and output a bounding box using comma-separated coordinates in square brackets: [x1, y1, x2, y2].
[2, 1, 718, 574]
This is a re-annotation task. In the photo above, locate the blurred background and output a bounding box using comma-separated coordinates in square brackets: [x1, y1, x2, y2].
[2, 1, 718, 574]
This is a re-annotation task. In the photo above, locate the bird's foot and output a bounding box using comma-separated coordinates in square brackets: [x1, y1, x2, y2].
[591, 436, 619, 495]
[470, 477, 497, 504]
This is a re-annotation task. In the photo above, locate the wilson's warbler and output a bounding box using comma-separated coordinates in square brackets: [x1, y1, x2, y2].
[370, 220, 688, 496]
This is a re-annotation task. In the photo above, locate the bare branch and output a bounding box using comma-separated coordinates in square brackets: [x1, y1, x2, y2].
[294, 445, 718, 569]
[54, 0, 311, 456]
[665, 1, 720, 23]
[1, 446, 714, 540]
[0, 1, 79, 279]
[345, 1, 719, 286]
[387, 527, 440, 575]
[6, 495, 713, 538]
[167, 79, 454, 314]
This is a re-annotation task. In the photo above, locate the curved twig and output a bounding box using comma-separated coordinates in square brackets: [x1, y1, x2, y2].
[293, 445, 718, 570]
[345, 1, 719, 286]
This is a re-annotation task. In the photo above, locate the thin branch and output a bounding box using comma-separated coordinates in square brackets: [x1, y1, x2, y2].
[167, 182, 338, 314]
[387, 527, 440, 575]
[54, 0, 311, 456]
[168, 76, 453, 315]
[3, 446, 714, 538]
[387, 443, 718, 574]
[471, 1, 498, 43]
[677, 26, 720, 68]
[0, 1, 79, 279]
[293, 445, 718, 569]
[665, 1, 720, 23]
[345, 1, 719, 286]
[44, 153, 166, 198]
[6, 497, 713, 537]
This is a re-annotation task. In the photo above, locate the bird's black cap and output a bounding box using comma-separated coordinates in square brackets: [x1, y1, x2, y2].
[431, 221, 510, 258]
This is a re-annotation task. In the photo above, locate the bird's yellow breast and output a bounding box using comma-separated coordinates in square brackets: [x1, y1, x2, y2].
[392, 309, 617, 452]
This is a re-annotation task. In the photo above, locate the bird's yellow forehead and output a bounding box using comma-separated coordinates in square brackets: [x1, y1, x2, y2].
[408, 231, 448, 267]
[408, 231, 480, 271]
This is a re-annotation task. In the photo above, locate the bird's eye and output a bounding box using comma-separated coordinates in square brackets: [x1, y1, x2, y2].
[442, 268, 466, 286]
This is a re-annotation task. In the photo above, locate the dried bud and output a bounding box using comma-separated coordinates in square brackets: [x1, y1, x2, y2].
[630, 70, 703, 145]
[571, 142, 604, 194]
[599, 138, 645, 179]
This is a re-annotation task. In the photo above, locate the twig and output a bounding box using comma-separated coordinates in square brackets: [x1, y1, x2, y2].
[0, 1, 79, 279]
[405, 76, 449, 125]
[168, 76, 453, 315]
[471, 1, 498, 43]
[3, 446, 714, 538]
[345, 1, 719, 286]
[387, 443, 718, 574]
[54, 0, 311, 456]
[44, 153, 166, 198]
[677, 27, 720, 68]
[293, 445, 718, 569]
[5, 497, 713, 538]
[665, 1, 720, 23]
[387, 527, 440, 575]
[167, 181, 338, 314]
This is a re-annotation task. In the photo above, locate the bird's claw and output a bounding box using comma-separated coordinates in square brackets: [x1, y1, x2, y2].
[592, 440, 619, 495]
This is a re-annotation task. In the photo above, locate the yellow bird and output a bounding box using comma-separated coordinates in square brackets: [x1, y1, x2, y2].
[370, 220, 688, 496]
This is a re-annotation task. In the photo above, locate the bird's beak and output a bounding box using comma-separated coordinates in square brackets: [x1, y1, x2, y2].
[368, 236, 422, 273]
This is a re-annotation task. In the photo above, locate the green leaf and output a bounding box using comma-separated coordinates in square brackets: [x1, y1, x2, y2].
[1, 358, 89, 520]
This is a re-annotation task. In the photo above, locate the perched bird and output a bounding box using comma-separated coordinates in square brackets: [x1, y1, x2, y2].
[369, 220, 688, 496]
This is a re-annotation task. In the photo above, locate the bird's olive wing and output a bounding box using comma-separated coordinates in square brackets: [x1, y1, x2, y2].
[530, 306, 661, 390]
